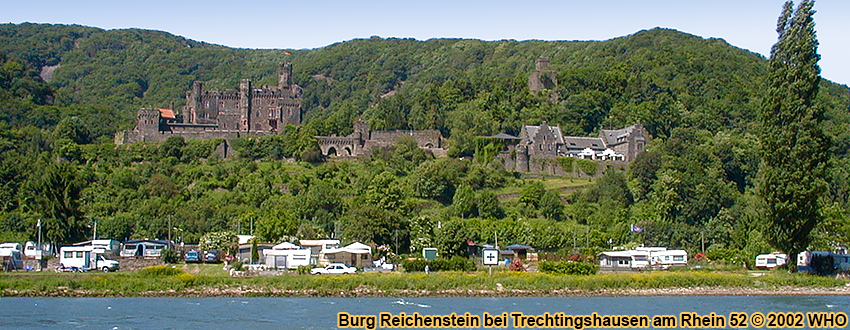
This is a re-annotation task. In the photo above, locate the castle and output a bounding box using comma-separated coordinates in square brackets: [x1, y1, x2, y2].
[115, 58, 647, 169]
[497, 122, 650, 174]
[116, 63, 302, 144]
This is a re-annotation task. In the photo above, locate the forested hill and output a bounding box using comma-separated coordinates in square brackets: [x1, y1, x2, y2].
[0, 23, 847, 257]
[1, 23, 847, 143]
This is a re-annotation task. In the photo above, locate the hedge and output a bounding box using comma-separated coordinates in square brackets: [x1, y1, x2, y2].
[401, 256, 476, 272]
[538, 260, 598, 275]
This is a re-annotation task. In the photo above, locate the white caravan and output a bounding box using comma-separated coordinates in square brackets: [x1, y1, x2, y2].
[59, 246, 120, 272]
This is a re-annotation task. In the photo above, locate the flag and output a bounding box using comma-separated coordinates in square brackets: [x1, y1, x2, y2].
[630, 224, 643, 232]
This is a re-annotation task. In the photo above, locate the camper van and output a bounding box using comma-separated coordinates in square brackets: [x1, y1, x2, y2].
[59, 246, 120, 272]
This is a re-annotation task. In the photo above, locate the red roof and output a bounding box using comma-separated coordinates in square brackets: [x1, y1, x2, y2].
[158, 108, 175, 119]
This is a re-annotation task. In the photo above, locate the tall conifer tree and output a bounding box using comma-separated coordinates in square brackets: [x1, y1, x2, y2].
[757, 0, 830, 269]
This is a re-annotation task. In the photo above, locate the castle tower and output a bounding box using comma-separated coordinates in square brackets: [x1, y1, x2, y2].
[187, 81, 203, 124]
[136, 108, 161, 135]
[239, 79, 252, 131]
[279, 62, 292, 88]
[536, 57, 550, 71]
[529, 56, 557, 93]
[354, 119, 371, 145]
[516, 145, 530, 172]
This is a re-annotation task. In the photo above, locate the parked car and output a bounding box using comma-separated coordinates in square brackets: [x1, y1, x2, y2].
[203, 250, 220, 263]
[184, 250, 201, 263]
[310, 263, 357, 275]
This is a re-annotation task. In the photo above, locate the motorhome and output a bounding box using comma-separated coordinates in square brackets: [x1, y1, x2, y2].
[755, 253, 787, 269]
[59, 246, 119, 272]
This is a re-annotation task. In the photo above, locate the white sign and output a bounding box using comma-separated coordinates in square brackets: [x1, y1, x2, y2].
[482, 248, 500, 265]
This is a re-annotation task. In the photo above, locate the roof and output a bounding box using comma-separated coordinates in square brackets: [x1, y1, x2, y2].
[271, 242, 300, 250]
[563, 137, 606, 150]
[299, 239, 340, 246]
[123, 239, 171, 246]
[325, 242, 372, 255]
[520, 123, 565, 144]
[600, 122, 644, 146]
[487, 133, 521, 140]
[158, 108, 176, 119]
[506, 244, 534, 251]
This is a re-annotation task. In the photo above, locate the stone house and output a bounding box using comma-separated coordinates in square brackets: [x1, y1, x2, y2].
[497, 122, 649, 174]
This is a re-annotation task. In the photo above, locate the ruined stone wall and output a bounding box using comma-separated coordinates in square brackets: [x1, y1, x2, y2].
[369, 129, 442, 148]
[119, 130, 243, 144]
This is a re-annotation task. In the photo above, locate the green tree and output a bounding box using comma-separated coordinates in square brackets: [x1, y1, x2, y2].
[756, 0, 829, 269]
[539, 190, 564, 220]
[452, 184, 476, 218]
[20, 162, 88, 245]
[518, 181, 545, 208]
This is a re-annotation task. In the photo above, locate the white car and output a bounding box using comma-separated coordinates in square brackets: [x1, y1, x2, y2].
[310, 263, 357, 275]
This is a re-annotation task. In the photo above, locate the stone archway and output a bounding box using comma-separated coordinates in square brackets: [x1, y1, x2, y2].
[327, 147, 337, 157]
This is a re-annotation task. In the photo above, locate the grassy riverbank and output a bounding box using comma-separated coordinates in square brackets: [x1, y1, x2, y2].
[1, 265, 848, 297]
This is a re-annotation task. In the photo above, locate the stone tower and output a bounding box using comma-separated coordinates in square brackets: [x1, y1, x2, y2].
[354, 119, 371, 144]
[536, 57, 550, 71]
[528, 56, 558, 98]
[136, 108, 161, 135]
[279, 62, 292, 88]
[187, 81, 203, 124]
[239, 79, 252, 131]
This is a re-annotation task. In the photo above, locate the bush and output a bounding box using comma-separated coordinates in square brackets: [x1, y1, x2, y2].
[161, 249, 180, 264]
[539, 260, 598, 275]
[297, 265, 312, 275]
[229, 261, 243, 271]
[402, 256, 475, 272]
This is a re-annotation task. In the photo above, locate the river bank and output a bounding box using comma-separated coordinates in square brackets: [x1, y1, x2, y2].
[2, 267, 848, 297]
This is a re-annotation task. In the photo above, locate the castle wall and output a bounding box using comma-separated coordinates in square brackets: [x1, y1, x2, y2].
[369, 129, 442, 148]
[118, 129, 244, 144]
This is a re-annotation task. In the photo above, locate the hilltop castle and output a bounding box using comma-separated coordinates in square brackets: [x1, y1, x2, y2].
[116, 63, 302, 144]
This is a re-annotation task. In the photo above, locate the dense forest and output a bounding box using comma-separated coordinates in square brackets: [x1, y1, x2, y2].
[0, 23, 847, 265]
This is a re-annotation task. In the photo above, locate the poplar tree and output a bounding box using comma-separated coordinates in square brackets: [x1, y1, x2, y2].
[756, 0, 830, 269]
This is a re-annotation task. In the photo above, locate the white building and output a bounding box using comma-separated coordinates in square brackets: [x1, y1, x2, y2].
[598, 247, 688, 270]
[262, 242, 311, 269]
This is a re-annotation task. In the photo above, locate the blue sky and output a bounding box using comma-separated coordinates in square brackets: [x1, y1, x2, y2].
[2, 0, 848, 85]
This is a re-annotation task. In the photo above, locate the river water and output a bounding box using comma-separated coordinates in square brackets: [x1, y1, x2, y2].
[0, 296, 845, 329]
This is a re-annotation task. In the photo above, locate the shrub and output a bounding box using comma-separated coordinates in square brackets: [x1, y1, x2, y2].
[297, 265, 312, 275]
[539, 260, 598, 275]
[402, 256, 475, 272]
[161, 249, 180, 264]
[229, 261, 243, 271]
